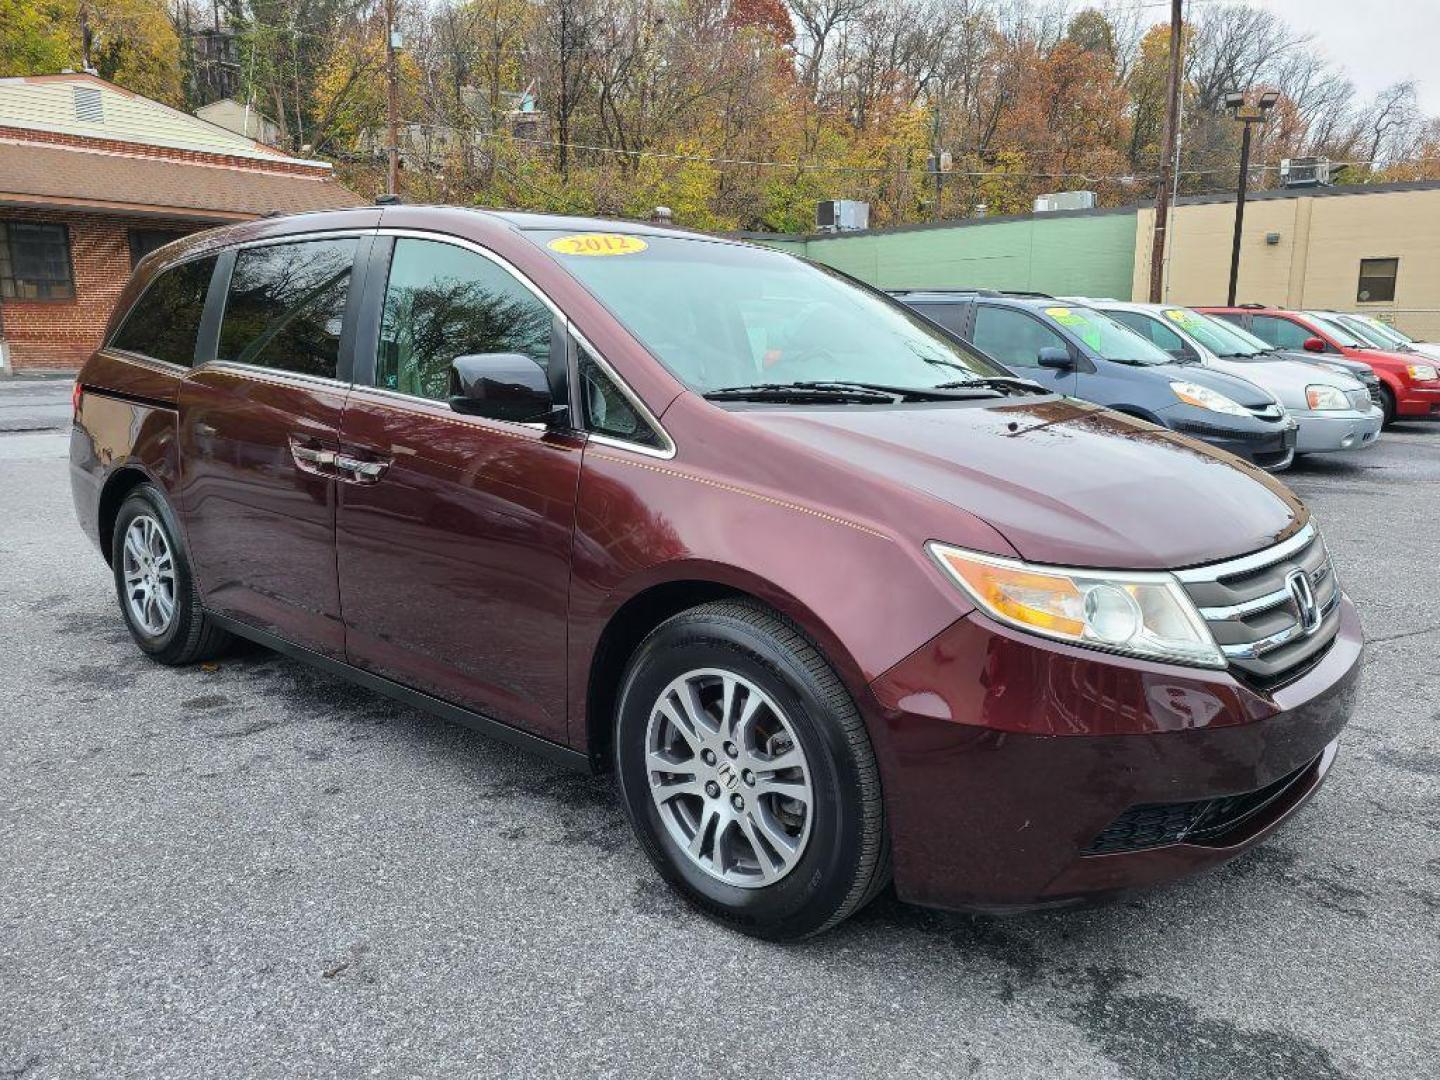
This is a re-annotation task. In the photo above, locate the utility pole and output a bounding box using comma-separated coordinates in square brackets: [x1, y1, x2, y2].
[385, 0, 400, 197]
[1147, 0, 1183, 302]
[931, 106, 943, 220]
[1224, 90, 1279, 305]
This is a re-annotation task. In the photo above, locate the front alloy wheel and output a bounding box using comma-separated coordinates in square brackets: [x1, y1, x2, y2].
[615, 600, 890, 939]
[646, 668, 813, 887]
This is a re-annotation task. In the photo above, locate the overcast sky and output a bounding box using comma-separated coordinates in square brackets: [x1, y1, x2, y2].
[1252, 0, 1440, 115]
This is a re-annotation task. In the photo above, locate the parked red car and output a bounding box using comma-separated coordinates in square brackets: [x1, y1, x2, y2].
[71, 208, 1359, 938]
[1201, 305, 1440, 427]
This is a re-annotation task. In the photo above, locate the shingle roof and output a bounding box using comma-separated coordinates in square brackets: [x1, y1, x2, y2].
[0, 73, 303, 165]
[0, 140, 366, 221]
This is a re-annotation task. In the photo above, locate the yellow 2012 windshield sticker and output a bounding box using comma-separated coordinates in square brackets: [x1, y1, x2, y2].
[547, 233, 648, 256]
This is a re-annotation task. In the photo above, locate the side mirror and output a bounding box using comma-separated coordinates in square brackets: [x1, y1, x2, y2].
[1037, 346, 1074, 370]
[449, 353, 562, 424]
[1303, 336, 1326, 353]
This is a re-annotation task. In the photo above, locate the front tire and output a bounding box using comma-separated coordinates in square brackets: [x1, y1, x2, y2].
[111, 484, 231, 665]
[1378, 385, 1397, 428]
[614, 600, 889, 939]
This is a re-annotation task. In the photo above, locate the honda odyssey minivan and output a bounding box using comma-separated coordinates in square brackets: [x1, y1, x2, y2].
[71, 207, 1360, 939]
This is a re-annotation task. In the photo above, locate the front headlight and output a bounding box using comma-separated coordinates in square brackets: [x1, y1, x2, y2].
[1169, 381, 1251, 417]
[928, 543, 1225, 668]
[1408, 363, 1438, 382]
[1305, 384, 1349, 411]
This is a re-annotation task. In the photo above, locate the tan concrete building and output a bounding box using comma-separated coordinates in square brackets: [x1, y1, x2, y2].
[1133, 180, 1440, 340]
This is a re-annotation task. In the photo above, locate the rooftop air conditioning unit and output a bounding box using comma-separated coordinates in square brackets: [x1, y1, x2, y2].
[1033, 190, 1097, 213]
[1280, 158, 1330, 187]
[816, 200, 870, 233]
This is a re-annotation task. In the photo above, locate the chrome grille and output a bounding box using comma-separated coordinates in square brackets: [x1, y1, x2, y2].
[1176, 523, 1341, 686]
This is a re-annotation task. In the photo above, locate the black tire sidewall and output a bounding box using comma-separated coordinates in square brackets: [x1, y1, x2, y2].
[111, 484, 197, 658]
[614, 612, 869, 938]
[1380, 385, 1396, 427]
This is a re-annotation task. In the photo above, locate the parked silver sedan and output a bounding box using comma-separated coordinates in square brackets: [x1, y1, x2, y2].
[1095, 301, 1382, 457]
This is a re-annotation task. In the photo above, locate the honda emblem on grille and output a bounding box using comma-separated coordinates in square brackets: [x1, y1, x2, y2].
[1286, 569, 1322, 635]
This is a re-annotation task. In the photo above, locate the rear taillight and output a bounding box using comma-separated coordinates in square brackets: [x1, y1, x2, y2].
[72, 381, 83, 419]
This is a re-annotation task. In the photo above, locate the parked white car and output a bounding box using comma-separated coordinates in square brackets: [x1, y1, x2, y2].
[1311, 311, 1440, 366]
[1090, 301, 1382, 457]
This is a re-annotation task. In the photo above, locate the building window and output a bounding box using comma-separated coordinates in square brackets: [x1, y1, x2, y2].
[1357, 258, 1398, 303]
[129, 229, 187, 268]
[0, 222, 75, 300]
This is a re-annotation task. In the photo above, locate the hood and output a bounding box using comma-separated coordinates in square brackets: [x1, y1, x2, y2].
[734, 397, 1305, 570]
[1121, 359, 1277, 408]
[1405, 342, 1440, 364]
[1283, 351, 1376, 380]
[1208, 356, 1362, 407]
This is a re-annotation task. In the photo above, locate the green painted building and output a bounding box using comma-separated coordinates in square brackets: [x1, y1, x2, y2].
[741, 206, 1139, 300]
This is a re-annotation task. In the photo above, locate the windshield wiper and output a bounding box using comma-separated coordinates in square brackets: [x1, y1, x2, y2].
[935, 376, 1048, 396]
[805, 379, 1006, 401]
[703, 382, 902, 403]
[703, 380, 1005, 404]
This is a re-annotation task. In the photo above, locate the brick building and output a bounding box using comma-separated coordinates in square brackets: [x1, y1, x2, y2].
[0, 73, 364, 373]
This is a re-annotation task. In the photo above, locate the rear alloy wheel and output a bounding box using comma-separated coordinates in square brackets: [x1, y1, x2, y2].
[111, 484, 232, 665]
[615, 600, 889, 939]
[121, 514, 176, 636]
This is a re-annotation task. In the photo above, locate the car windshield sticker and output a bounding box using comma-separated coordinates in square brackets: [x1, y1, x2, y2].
[1164, 308, 1201, 327]
[547, 233, 649, 256]
[1047, 307, 1102, 350]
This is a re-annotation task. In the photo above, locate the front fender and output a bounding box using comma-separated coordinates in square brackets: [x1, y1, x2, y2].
[566, 445, 977, 750]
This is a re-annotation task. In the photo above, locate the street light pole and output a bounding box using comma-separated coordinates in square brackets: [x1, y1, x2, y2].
[1147, 0, 1183, 302]
[1226, 119, 1253, 306]
[385, 0, 399, 197]
[1224, 90, 1279, 306]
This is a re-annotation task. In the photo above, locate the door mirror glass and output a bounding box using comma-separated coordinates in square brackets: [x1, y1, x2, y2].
[1037, 346, 1073, 369]
[1303, 336, 1326, 353]
[449, 353, 558, 423]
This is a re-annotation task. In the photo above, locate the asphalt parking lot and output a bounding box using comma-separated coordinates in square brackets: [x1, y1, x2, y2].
[1, 378, 1436, 1080]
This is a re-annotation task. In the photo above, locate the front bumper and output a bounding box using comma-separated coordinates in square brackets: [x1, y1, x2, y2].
[1161, 406, 1297, 470]
[866, 598, 1362, 912]
[1397, 384, 1440, 419]
[1292, 407, 1383, 453]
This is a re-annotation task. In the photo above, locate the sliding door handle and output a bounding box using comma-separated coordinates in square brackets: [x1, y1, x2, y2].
[335, 453, 390, 483]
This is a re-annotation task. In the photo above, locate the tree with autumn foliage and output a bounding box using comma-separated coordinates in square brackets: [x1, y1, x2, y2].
[5, 0, 1437, 229]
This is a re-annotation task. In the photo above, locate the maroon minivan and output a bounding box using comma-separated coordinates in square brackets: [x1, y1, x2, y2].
[71, 207, 1360, 938]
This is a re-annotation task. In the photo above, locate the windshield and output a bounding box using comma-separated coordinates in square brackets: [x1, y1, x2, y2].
[531, 231, 1008, 393]
[1161, 307, 1269, 358]
[1304, 312, 1369, 348]
[1044, 305, 1176, 365]
[1335, 313, 1412, 348]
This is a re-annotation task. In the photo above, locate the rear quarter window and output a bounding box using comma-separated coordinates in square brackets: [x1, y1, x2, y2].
[110, 255, 218, 367]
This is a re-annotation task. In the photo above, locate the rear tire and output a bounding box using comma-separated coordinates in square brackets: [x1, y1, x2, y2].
[111, 484, 232, 665]
[614, 600, 890, 940]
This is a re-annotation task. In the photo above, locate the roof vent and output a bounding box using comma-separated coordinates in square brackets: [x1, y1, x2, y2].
[73, 85, 104, 124]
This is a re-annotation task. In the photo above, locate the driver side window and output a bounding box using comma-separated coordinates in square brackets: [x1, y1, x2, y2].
[1248, 315, 1311, 350]
[378, 238, 553, 402]
[971, 305, 1066, 368]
